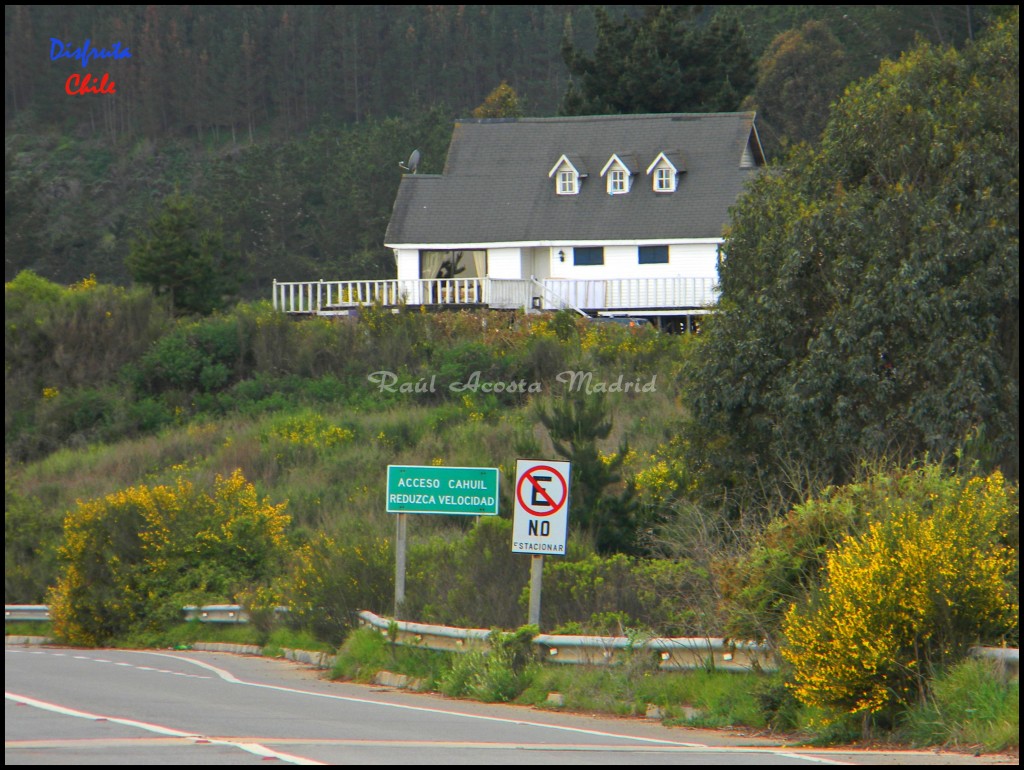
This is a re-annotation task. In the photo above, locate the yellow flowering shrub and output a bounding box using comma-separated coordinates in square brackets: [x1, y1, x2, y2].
[69, 274, 98, 292]
[781, 472, 1018, 722]
[263, 412, 355, 450]
[49, 470, 290, 646]
[629, 440, 692, 505]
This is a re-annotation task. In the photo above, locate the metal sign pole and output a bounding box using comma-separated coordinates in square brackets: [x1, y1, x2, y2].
[385, 465, 500, 622]
[528, 554, 543, 627]
[394, 512, 407, 619]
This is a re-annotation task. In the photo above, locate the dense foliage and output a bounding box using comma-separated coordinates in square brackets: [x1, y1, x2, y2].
[686, 14, 1019, 511]
[747, 20, 851, 155]
[560, 6, 755, 115]
[6, 5, 583, 140]
[722, 463, 977, 646]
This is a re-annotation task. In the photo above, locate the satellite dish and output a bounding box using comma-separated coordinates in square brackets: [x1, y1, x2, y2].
[398, 148, 421, 174]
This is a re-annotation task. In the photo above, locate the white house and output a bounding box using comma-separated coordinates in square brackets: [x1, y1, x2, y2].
[273, 112, 764, 330]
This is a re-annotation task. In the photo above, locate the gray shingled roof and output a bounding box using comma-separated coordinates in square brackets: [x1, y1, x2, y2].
[384, 112, 762, 247]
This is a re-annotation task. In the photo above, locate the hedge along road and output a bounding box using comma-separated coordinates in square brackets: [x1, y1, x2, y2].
[4, 646, 1007, 766]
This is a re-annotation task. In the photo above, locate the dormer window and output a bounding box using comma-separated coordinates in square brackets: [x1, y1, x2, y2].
[609, 169, 626, 193]
[646, 151, 684, 193]
[558, 169, 577, 195]
[549, 154, 586, 196]
[600, 154, 635, 195]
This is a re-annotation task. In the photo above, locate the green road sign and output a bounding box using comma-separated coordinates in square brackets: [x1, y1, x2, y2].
[386, 465, 500, 515]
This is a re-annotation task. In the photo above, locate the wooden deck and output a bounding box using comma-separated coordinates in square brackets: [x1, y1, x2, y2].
[272, 277, 717, 316]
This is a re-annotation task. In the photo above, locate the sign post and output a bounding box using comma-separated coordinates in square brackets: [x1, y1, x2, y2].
[395, 512, 407, 618]
[386, 465, 500, 618]
[511, 459, 570, 627]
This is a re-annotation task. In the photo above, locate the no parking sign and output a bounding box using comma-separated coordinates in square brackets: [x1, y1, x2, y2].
[512, 459, 570, 555]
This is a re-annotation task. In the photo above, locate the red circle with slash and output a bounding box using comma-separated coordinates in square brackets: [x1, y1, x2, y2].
[516, 465, 568, 517]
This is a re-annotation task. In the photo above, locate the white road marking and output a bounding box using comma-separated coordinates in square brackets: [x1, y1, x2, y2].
[4, 690, 323, 765]
[143, 650, 706, 748]
[6, 648, 852, 764]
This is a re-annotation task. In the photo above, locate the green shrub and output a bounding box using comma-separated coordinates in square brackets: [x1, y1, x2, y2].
[782, 472, 1018, 726]
[139, 333, 204, 390]
[333, 626, 391, 681]
[438, 625, 539, 702]
[5, 481, 63, 603]
[6, 272, 169, 461]
[136, 314, 247, 396]
[541, 552, 706, 635]
[275, 533, 393, 645]
[123, 397, 175, 433]
[406, 517, 529, 629]
[5, 270, 65, 310]
[903, 658, 1019, 751]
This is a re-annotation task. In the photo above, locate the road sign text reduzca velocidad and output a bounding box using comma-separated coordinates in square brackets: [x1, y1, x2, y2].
[386, 465, 500, 515]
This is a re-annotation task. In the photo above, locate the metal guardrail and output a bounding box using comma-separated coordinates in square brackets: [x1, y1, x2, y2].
[5, 605, 51, 622]
[8, 605, 1018, 679]
[970, 645, 1020, 678]
[4, 604, 261, 625]
[357, 611, 773, 671]
[181, 604, 250, 623]
[533, 633, 773, 672]
[356, 610, 491, 653]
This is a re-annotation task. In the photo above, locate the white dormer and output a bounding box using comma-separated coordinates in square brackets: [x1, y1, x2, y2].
[548, 154, 586, 195]
[646, 151, 685, 193]
[600, 154, 636, 195]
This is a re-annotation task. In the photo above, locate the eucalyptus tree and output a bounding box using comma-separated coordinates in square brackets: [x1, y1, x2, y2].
[685, 13, 1019, 512]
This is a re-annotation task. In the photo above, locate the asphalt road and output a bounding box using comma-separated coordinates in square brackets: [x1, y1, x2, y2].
[5, 645, 1014, 765]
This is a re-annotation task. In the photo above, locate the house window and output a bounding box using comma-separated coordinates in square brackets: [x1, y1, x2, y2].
[574, 247, 604, 266]
[609, 169, 627, 194]
[654, 167, 675, 192]
[639, 245, 669, 264]
[558, 170, 577, 195]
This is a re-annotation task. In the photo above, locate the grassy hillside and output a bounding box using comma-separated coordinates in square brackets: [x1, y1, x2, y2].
[5, 274, 694, 620]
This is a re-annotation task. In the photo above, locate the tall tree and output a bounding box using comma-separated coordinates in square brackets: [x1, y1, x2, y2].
[472, 82, 524, 119]
[560, 6, 755, 115]
[748, 20, 851, 156]
[127, 193, 234, 315]
[684, 12, 1019, 512]
[536, 391, 643, 554]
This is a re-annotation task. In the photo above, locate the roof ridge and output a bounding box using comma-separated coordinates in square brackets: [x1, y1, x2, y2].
[457, 112, 755, 125]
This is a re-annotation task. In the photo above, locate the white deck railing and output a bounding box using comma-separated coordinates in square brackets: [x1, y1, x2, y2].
[272, 277, 717, 315]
